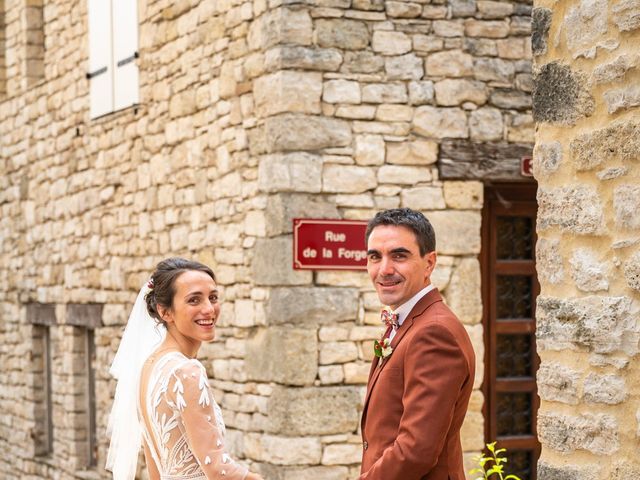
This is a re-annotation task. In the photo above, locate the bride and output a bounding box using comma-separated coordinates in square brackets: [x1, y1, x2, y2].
[106, 257, 263, 480]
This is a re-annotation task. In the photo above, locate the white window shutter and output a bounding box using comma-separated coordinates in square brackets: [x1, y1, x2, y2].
[88, 0, 114, 118]
[112, 0, 139, 111]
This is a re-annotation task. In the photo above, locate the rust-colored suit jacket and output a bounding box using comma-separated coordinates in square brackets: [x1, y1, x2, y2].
[360, 289, 476, 480]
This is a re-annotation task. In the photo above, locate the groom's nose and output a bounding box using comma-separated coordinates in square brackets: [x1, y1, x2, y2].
[379, 256, 395, 276]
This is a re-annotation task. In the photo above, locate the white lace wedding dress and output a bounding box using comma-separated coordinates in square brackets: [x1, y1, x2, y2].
[139, 351, 248, 479]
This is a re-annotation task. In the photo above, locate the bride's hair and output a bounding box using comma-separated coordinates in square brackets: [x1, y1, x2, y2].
[145, 257, 216, 326]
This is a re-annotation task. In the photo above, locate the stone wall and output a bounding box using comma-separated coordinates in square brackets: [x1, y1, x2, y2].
[532, 0, 640, 478]
[0, 0, 534, 478]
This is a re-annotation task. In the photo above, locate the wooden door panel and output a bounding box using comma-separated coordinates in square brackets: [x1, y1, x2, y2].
[482, 184, 540, 480]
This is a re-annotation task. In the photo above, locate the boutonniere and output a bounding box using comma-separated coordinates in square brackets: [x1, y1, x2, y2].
[373, 337, 393, 359]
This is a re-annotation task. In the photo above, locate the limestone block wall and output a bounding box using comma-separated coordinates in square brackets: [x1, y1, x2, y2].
[0, 0, 533, 478]
[532, 0, 640, 478]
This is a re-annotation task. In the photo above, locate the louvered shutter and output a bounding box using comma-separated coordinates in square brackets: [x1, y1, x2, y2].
[112, 0, 139, 111]
[88, 0, 113, 118]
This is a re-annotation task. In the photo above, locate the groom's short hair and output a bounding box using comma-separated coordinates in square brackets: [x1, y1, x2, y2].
[365, 208, 436, 256]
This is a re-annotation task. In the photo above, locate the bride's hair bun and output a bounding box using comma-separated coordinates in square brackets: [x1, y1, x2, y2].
[144, 257, 216, 326]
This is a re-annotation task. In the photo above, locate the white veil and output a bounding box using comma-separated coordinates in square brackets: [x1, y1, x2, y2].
[106, 283, 166, 479]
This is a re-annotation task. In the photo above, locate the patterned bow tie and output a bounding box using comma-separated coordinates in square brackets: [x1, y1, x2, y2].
[381, 308, 399, 330]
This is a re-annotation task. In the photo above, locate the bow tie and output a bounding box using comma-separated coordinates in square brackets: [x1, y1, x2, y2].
[381, 308, 400, 330]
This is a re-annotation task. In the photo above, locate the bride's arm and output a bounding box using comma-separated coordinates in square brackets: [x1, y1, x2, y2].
[169, 361, 249, 480]
[142, 442, 161, 480]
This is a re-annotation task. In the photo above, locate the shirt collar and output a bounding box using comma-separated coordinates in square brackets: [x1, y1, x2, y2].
[393, 284, 435, 327]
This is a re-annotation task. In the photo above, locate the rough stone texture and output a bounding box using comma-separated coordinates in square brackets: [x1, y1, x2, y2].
[570, 121, 640, 166]
[434, 79, 488, 107]
[427, 212, 482, 255]
[267, 386, 360, 435]
[535, 238, 564, 284]
[603, 84, 640, 114]
[583, 373, 627, 404]
[532, 62, 595, 125]
[538, 462, 599, 480]
[259, 114, 353, 152]
[537, 186, 605, 235]
[265, 194, 340, 236]
[258, 153, 323, 193]
[401, 186, 446, 210]
[408, 81, 435, 105]
[612, 0, 640, 32]
[564, 0, 608, 57]
[265, 46, 343, 72]
[614, 184, 640, 229]
[354, 135, 386, 165]
[532, 8, 552, 55]
[323, 80, 362, 104]
[533, 140, 562, 175]
[265, 287, 359, 325]
[425, 50, 474, 77]
[385, 53, 424, 80]
[445, 258, 482, 324]
[612, 462, 640, 480]
[592, 54, 640, 84]
[537, 362, 580, 404]
[443, 181, 483, 209]
[386, 140, 438, 165]
[371, 31, 412, 55]
[569, 248, 610, 292]
[538, 412, 620, 455]
[537, 296, 639, 354]
[323, 165, 378, 193]
[624, 252, 640, 291]
[244, 434, 322, 465]
[254, 71, 323, 116]
[533, 0, 640, 475]
[253, 237, 313, 286]
[361, 83, 408, 103]
[469, 108, 503, 141]
[245, 327, 318, 386]
[316, 19, 370, 50]
[413, 106, 468, 139]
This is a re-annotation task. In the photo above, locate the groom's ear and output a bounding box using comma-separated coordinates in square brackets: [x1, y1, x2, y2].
[423, 251, 437, 277]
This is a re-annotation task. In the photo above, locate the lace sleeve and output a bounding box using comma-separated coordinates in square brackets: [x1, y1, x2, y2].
[168, 360, 248, 480]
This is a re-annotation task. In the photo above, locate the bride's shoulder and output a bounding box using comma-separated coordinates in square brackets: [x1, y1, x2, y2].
[164, 354, 206, 378]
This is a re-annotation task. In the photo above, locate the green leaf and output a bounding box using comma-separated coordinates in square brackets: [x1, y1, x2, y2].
[486, 442, 497, 453]
[504, 475, 522, 480]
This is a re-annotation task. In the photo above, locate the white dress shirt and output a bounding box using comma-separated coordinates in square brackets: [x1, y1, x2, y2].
[389, 284, 435, 341]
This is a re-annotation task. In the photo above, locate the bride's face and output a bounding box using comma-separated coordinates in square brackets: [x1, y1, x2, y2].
[163, 270, 220, 344]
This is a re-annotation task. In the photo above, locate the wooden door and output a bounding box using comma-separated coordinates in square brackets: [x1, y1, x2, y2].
[482, 184, 540, 480]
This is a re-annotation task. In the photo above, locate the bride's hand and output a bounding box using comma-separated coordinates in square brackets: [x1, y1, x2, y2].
[245, 473, 264, 480]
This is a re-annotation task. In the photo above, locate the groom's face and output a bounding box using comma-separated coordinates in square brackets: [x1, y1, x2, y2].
[366, 225, 436, 310]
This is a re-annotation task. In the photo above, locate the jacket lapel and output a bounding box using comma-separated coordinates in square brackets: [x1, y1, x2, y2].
[361, 289, 444, 419]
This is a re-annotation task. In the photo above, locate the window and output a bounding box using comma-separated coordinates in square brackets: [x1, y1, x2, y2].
[67, 304, 103, 469]
[87, 0, 139, 118]
[27, 303, 56, 457]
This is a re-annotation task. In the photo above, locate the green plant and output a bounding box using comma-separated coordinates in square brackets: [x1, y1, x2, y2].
[469, 442, 522, 480]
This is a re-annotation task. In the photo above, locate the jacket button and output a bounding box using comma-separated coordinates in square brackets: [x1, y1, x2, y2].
[363, 441, 368, 450]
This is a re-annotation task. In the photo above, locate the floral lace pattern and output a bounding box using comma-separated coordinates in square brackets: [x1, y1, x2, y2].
[140, 352, 247, 479]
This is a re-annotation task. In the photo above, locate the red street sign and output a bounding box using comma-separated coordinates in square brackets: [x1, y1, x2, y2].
[521, 156, 533, 177]
[293, 219, 368, 270]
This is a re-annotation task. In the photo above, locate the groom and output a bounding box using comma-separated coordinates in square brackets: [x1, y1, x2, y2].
[360, 208, 476, 480]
